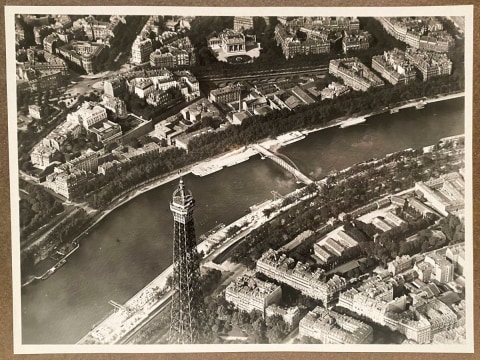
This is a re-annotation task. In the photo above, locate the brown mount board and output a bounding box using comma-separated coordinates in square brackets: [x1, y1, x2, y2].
[0, 1, 478, 359]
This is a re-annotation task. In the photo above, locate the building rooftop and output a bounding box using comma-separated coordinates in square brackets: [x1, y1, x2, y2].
[414, 260, 434, 272]
[210, 85, 241, 97]
[330, 57, 384, 88]
[405, 47, 452, 68]
[227, 272, 281, 299]
[324, 237, 346, 253]
[425, 253, 452, 268]
[254, 105, 274, 116]
[291, 86, 316, 105]
[301, 306, 373, 343]
[31, 145, 56, 156]
[257, 249, 347, 292]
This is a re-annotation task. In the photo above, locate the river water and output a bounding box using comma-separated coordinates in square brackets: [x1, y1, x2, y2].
[279, 98, 465, 179]
[21, 97, 464, 344]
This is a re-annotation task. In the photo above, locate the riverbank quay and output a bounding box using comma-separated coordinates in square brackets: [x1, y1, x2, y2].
[22, 91, 464, 284]
[19, 92, 465, 344]
[78, 185, 318, 345]
[301, 91, 465, 137]
[20, 147, 257, 283]
[77, 131, 465, 344]
[388, 92, 464, 113]
[22, 135, 300, 281]
[21, 242, 80, 287]
[191, 91, 464, 178]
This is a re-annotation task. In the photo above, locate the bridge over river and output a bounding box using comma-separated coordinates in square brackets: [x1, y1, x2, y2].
[251, 144, 314, 185]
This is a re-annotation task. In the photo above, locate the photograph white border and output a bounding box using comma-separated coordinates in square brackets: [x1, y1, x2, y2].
[5, 5, 474, 354]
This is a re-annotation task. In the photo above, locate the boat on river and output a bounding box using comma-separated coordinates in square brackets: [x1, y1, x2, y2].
[191, 164, 223, 177]
[40, 259, 67, 280]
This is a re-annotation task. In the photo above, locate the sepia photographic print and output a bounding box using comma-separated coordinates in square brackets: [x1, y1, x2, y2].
[5, 5, 474, 354]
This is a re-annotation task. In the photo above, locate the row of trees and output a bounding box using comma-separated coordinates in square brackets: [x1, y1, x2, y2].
[202, 293, 291, 344]
[440, 214, 465, 244]
[19, 179, 64, 243]
[79, 128, 462, 275]
[188, 74, 463, 159]
[42, 38, 464, 210]
[97, 16, 149, 72]
[131, 268, 291, 344]
[231, 142, 464, 269]
[84, 147, 192, 208]
[21, 208, 89, 277]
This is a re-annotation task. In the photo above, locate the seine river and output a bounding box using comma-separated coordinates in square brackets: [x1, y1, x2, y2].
[21, 97, 464, 344]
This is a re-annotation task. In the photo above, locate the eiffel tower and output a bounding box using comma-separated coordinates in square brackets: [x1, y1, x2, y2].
[168, 178, 202, 343]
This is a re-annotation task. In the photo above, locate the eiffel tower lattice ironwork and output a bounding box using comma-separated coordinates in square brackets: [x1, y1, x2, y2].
[168, 178, 202, 344]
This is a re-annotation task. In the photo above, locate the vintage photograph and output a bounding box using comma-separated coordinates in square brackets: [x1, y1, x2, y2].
[5, 6, 473, 353]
